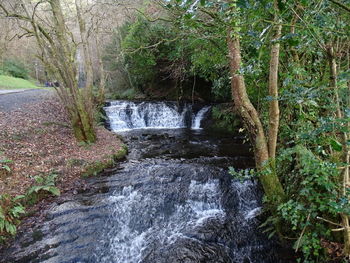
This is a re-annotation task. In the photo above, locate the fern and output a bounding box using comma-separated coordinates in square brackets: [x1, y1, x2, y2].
[0, 194, 25, 240]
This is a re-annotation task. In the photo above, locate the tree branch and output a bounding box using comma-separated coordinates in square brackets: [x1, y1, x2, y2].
[328, 0, 350, 12]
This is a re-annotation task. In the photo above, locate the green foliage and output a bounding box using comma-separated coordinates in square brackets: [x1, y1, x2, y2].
[211, 106, 242, 133]
[0, 152, 12, 178]
[0, 173, 60, 242]
[104, 14, 229, 101]
[1, 59, 29, 79]
[26, 173, 60, 205]
[0, 159, 12, 173]
[0, 194, 25, 242]
[274, 146, 344, 262]
[82, 145, 128, 178]
[114, 144, 128, 160]
[229, 167, 256, 181]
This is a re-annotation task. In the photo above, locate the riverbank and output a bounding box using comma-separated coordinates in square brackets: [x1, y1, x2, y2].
[0, 92, 126, 243]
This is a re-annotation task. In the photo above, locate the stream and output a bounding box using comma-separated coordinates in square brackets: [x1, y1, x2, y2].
[0, 101, 287, 263]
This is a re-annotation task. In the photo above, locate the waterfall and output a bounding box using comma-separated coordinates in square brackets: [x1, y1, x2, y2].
[191, 106, 211, 130]
[104, 101, 211, 132]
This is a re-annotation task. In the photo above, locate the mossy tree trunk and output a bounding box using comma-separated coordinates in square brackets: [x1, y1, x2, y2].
[227, 30, 285, 207]
[268, 2, 282, 161]
[226, 1, 285, 211]
[49, 0, 96, 143]
[327, 45, 350, 258]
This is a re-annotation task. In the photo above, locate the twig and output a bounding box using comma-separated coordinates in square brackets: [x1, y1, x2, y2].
[295, 213, 310, 252]
[124, 36, 180, 54]
[332, 227, 345, 232]
[316, 216, 343, 227]
[328, 0, 350, 13]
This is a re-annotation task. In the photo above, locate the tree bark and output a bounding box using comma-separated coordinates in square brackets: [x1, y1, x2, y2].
[268, 10, 282, 160]
[227, 29, 285, 205]
[50, 0, 96, 142]
[327, 45, 350, 258]
[75, 0, 94, 94]
[95, 30, 106, 105]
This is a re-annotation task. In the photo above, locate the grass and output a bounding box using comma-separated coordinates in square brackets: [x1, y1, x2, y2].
[0, 75, 40, 90]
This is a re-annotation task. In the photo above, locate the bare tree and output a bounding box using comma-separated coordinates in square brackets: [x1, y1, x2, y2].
[0, 0, 96, 142]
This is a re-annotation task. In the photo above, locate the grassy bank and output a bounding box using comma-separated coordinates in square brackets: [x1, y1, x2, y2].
[0, 75, 40, 90]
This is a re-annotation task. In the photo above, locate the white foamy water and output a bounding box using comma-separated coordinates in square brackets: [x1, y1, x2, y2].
[191, 106, 211, 130]
[104, 101, 210, 132]
[98, 180, 224, 263]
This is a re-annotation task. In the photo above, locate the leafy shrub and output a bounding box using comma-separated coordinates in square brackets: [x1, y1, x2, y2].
[0, 194, 25, 242]
[2, 59, 29, 79]
[26, 174, 60, 205]
[0, 173, 60, 243]
[211, 105, 242, 133]
[275, 146, 343, 262]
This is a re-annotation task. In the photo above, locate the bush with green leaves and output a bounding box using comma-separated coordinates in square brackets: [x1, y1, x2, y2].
[1, 59, 29, 79]
[26, 173, 60, 205]
[0, 194, 25, 242]
[0, 173, 61, 243]
[211, 105, 242, 133]
[275, 146, 345, 262]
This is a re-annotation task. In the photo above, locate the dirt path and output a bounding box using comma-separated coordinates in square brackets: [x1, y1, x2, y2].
[0, 89, 55, 112]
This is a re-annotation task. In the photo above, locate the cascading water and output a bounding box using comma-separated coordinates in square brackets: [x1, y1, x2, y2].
[0, 100, 291, 263]
[192, 106, 211, 130]
[104, 101, 210, 131]
[94, 179, 226, 263]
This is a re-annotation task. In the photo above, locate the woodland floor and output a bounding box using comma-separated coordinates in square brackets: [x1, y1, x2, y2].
[0, 90, 123, 197]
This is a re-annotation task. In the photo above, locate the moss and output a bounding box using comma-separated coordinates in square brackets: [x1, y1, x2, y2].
[114, 144, 128, 160]
[67, 158, 86, 167]
[81, 145, 128, 178]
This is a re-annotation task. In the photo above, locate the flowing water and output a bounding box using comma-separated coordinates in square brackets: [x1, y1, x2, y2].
[0, 101, 288, 263]
[104, 101, 210, 131]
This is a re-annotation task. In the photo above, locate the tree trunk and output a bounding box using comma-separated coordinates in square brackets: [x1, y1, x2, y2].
[50, 0, 96, 143]
[95, 31, 106, 105]
[268, 8, 282, 160]
[75, 0, 96, 133]
[227, 29, 285, 206]
[75, 0, 94, 94]
[327, 45, 350, 258]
